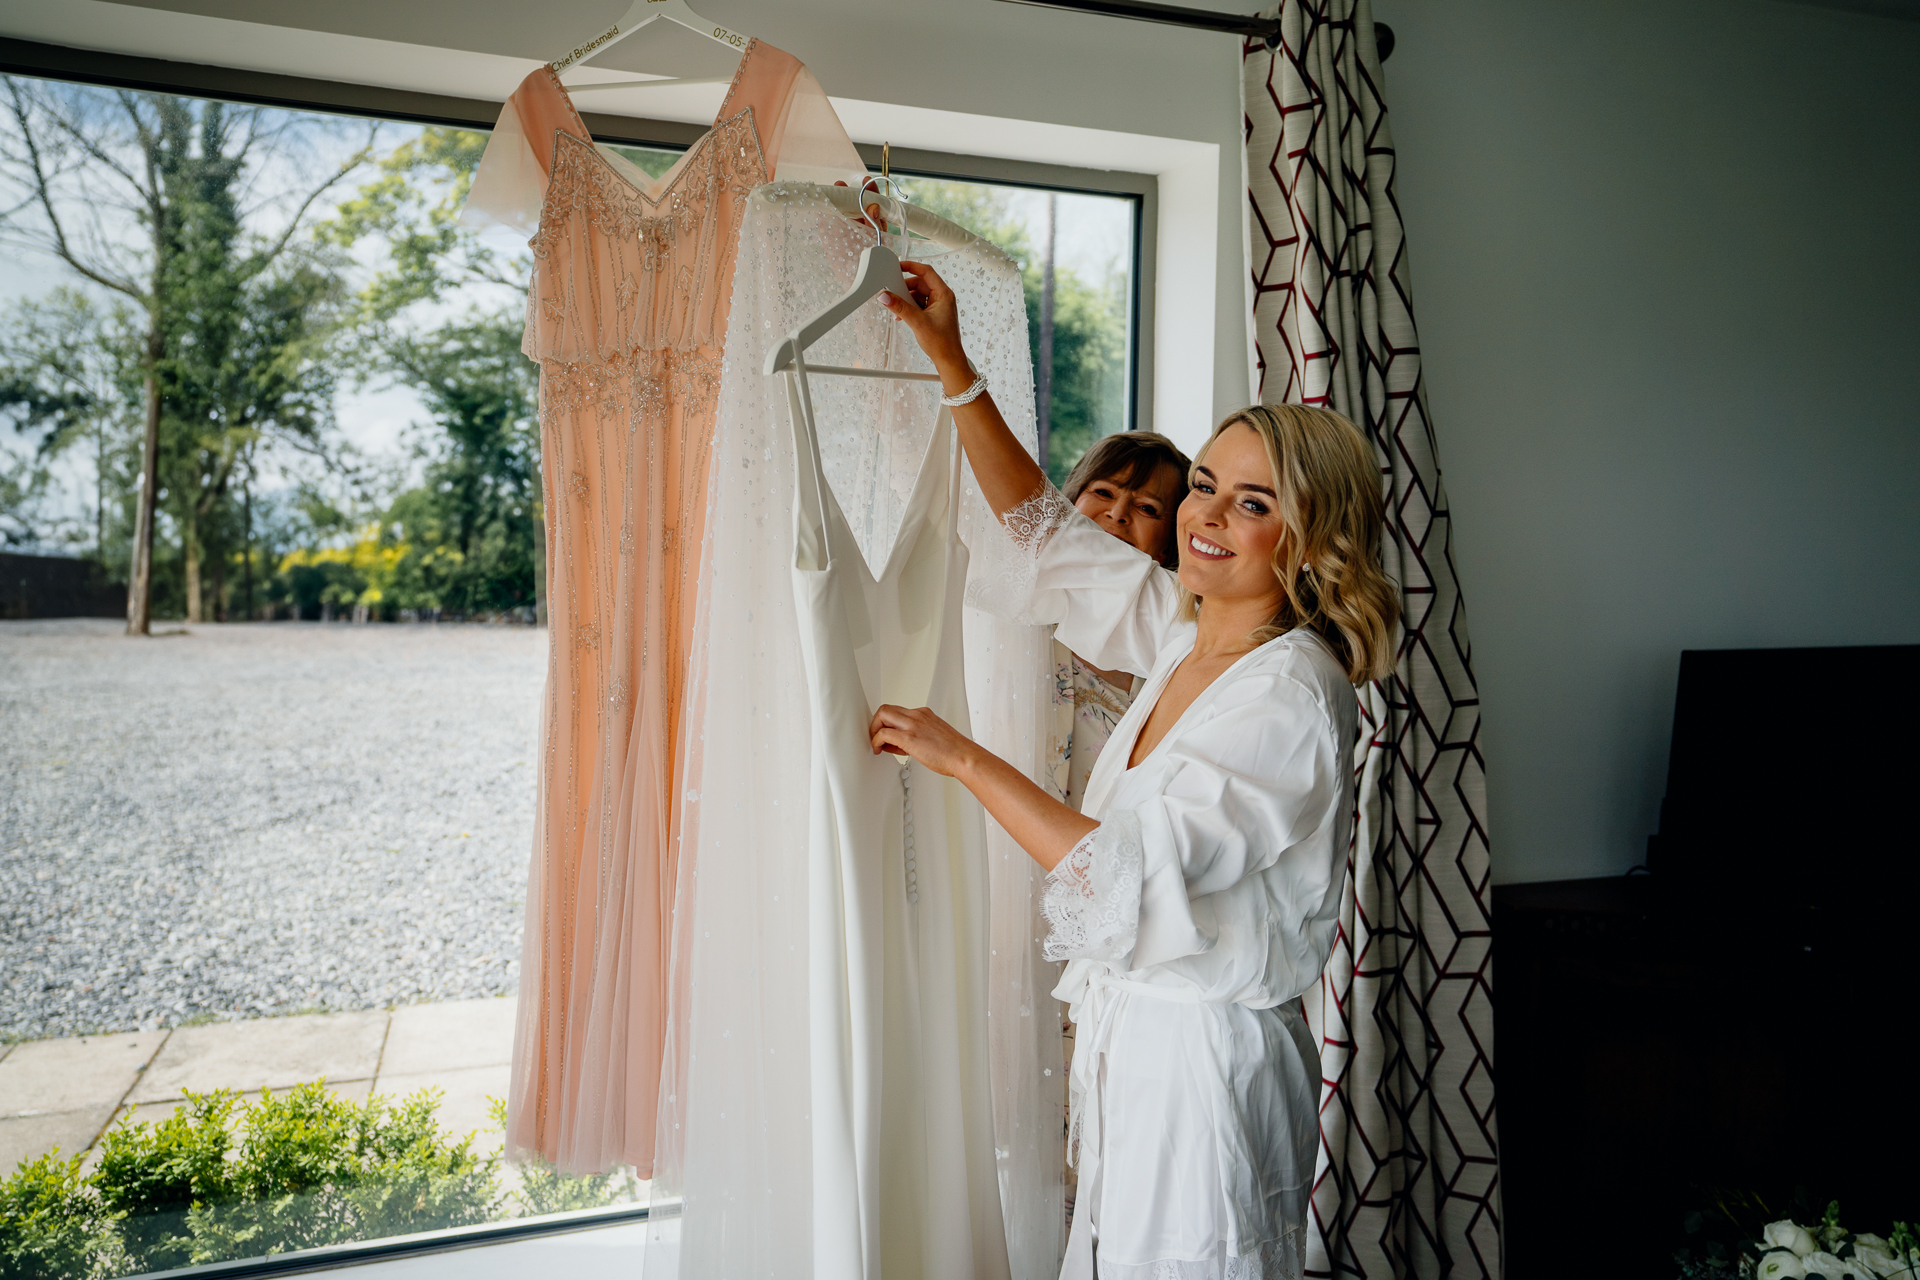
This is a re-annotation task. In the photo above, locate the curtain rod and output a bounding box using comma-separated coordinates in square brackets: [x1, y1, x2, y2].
[990, 0, 1394, 58]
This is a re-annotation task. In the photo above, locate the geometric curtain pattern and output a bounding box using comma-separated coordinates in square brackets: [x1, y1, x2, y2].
[1243, 5, 1501, 1276]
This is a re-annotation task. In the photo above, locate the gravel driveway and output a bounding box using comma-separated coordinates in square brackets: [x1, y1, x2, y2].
[1, 619, 547, 1040]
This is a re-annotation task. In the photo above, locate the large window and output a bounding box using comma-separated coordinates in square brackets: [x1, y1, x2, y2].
[0, 74, 638, 1278]
[0, 60, 1147, 1279]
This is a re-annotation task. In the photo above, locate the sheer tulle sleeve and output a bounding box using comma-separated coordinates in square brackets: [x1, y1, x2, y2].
[462, 69, 586, 236]
[462, 96, 543, 234]
[769, 67, 864, 184]
[715, 47, 862, 186]
[966, 480, 1184, 679]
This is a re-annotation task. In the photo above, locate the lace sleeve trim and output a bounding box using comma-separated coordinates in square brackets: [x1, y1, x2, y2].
[963, 479, 1074, 619]
[1003, 480, 1073, 554]
[1040, 809, 1145, 964]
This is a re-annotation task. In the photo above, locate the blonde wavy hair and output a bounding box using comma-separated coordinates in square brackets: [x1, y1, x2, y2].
[1177, 404, 1401, 685]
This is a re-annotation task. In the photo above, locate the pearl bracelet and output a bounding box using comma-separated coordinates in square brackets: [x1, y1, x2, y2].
[940, 372, 991, 407]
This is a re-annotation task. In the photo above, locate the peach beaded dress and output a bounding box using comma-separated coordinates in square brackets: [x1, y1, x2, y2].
[464, 42, 862, 1175]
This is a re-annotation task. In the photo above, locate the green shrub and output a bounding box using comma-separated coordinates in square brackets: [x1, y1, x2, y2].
[510, 1158, 639, 1219]
[170, 1082, 501, 1265]
[0, 1150, 126, 1280]
[487, 1100, 640, 1218]
[0, 1080, 640, 1278]
[92, 1089, 236, 1271]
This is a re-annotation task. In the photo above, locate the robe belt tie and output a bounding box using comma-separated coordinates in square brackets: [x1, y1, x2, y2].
[1059, 968, 1219, 1171]
[1059, 964, 1280, 1277]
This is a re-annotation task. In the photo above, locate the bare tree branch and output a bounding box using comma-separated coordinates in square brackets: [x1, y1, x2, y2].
[0, 79, 143, 301]
[250, 134, 380, 273]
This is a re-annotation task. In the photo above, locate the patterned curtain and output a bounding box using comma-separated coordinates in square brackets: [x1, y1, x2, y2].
[1243, 5, 1501, 1278]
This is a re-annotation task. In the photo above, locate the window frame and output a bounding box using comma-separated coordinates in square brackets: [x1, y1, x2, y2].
[130, 1207, 651, 1279]
[861, 144, 1156, 438]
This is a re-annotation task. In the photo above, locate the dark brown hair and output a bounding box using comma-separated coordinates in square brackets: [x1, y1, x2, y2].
[1060, 431, 1193, 566]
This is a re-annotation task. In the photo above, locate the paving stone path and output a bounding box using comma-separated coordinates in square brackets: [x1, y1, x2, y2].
[1, 619, 546, 1040]
[0, 997, 520, 1178]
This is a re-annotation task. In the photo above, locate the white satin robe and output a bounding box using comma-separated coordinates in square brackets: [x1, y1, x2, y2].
[1014, 504, 1356, 1280]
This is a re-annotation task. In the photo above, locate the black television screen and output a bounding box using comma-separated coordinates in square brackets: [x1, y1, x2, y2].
[1649, 643, 1920, 958]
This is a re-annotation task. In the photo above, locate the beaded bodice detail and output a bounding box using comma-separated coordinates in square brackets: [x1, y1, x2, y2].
[525, 104, 768, 366]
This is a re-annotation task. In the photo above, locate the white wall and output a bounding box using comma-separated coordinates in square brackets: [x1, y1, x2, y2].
[1370, 0, 1920, 883]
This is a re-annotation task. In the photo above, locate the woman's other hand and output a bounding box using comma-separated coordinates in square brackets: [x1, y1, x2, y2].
[870, 704, 977, 778]
[881, 261, 970, 382]
[875, 705, 1096, 872]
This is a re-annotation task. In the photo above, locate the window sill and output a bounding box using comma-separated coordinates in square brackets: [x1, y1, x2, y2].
[135, 1206, 650, 1280]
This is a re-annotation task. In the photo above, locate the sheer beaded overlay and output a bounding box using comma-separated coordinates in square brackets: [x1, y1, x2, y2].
[648, 183, 1063, 1278]
[464, 44, 863, 1182]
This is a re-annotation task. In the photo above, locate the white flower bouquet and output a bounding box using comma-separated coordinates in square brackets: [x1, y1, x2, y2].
[1677, 1202, 1918, 1280]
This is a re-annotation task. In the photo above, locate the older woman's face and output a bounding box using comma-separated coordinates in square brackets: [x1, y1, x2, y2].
[1074, 462, 1184, 565]
[1175, 424, 1289, 607]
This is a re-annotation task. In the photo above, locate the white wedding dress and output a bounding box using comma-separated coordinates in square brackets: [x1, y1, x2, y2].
[785, 358, 1007, 1280]
[644, 185, 1062, 1280]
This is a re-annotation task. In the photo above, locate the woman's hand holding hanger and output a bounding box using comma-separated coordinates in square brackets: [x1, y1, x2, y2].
[879, 258, 1048, 519]
[877, 261, 969, 383]
[827, 178, 1043, 513]
[826, 181, 972, 388]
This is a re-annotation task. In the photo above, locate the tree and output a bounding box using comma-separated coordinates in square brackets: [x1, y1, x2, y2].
[154, 170, 348, 622]
[0, 288, 140, 554]
[323, 126, 525, 318]
[380, 316, 542, 617]
[0, 78, 375, 631]
[1027, 261, 1128, 484]
[325, 126, 543, 620]
[0, 450, 62, 549]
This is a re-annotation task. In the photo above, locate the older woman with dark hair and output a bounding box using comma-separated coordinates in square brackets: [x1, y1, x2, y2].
[1048, 432, 1192, 810]
[1045, 431, 1192, 1229]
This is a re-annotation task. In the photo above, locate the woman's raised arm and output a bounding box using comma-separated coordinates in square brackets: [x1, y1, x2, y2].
[883, 261, 1048, 518]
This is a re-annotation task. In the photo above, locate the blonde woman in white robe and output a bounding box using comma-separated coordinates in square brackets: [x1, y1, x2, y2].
[867, 263, 1401, 1280]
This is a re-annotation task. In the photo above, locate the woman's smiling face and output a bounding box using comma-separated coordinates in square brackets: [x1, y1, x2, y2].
[1176, 423, 1290, 611]
[1073, 462, 1184, 565]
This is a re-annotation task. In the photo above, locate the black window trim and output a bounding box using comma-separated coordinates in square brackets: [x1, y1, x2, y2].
[129, 1205, 652, 1279]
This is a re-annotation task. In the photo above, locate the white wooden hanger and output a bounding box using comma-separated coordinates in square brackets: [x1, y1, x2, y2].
[551, 0, 750, 85]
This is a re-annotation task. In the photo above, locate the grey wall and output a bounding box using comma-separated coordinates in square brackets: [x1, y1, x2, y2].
[1370, 0, 1920, 883]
